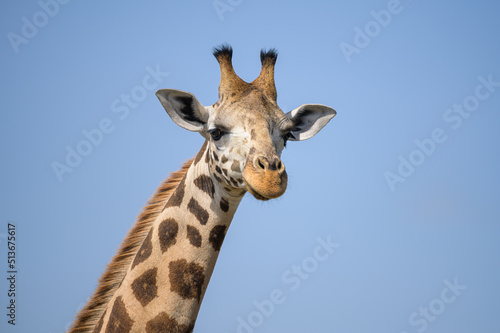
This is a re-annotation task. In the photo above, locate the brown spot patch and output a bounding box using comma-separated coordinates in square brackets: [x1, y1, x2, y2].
[168, 259, 205, 302]
[131, 228, 153, 269]
[220, 198, 229, 213]
[209, 225, 227, 251]
[205, 148, 210, 164]
[213, 151, 219, 162]
[251, 129, 257, 140]
[194, 175, 215, 198]
[186, 225, 202, 247]
[131, 268, 158, 307]
[213, 173, 223, 183]
[222, 168, 228, 176]
[193, 141, 208, 166]
[231, 160, 241, 173]
[230, 177, 239, 187]
[221, 155, 228, 163]
[105, 296, 133, 333]
[215, 165, 223, 174]
[146, 312, 194, 333]
[163, 176, 186, 210]
[187, 198, 209, 225]
[158, 218, 179, 253]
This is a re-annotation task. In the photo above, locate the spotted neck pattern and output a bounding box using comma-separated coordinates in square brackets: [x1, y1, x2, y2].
[90, 141, 244, 333]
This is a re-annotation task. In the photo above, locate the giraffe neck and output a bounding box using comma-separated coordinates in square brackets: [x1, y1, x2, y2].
[93, 142, 244, 333]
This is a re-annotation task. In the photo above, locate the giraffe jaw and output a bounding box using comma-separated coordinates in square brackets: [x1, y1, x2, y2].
[244, 182, 271, 201]
[243, 174, 288, 201]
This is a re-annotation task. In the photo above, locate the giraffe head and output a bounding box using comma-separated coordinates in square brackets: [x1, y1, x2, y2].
[156, 45, 336, 201]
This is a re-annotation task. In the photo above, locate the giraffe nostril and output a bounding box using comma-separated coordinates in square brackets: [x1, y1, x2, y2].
[254, 156, 269, 171]
[257, 159, 266, 170]
[253, 156, 284, 172]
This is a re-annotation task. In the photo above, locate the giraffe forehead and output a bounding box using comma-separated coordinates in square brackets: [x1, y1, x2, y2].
[213, 90, 286, 131]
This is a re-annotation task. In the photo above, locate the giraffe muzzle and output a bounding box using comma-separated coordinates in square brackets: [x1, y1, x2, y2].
[242, 155, 288, 200]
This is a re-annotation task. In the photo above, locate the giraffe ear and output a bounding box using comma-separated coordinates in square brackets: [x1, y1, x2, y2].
[285, 104, 336, 141]
[156, 89, 209, 132]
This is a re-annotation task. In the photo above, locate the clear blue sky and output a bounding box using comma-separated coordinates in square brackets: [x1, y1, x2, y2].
[1, 1, 499, 332]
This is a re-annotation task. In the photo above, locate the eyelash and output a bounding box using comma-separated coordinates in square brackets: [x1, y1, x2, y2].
[208, 128, 225, 141]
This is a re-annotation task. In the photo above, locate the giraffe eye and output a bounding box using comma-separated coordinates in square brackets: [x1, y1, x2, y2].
[208, 128, 225, 141]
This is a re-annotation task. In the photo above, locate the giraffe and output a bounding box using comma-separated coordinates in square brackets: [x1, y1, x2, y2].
[68, 44, 336, 333]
